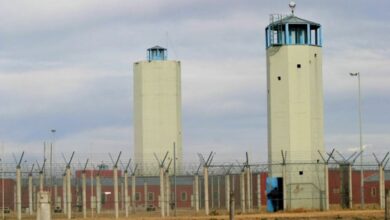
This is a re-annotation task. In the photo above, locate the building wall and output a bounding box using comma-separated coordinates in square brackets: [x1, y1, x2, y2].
[75, 170, 123, 178]
[267, 45, 325, 209]
[2, 169, 389, 213]
[328, 168, 387, 206]
[133, 60, 182, 174]
[0, 179, 15, 209]
[77, 182, 193, 209]
[267, 45, 324, 168]
[252, 172, 268, 207]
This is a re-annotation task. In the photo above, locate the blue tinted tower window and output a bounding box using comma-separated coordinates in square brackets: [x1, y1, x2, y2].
[147, 46, 167, 61]
[265, 15, 322, 48]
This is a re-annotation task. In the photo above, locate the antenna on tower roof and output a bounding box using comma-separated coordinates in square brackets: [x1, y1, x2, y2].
[289, 1, 296, 15]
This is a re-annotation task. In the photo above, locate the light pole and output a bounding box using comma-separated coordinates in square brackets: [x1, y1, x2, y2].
[1, 157, 4, 220]
[1, 145, 4, 220]
[173, 142, 177, 216]
[350, 72, 364, 208]
[50, 129, 56, 207]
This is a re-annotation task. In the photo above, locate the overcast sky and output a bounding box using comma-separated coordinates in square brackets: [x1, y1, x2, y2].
[0, 0, 389, 166]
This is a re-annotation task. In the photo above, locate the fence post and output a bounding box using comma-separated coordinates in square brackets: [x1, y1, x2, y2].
[225, 174, 230, 211]
[282, 163, 287, 210]
[240, 170, 245, 213]
[82, 171, 87, 218]
[16, 167, 21, 220]
[348, 164, 353, 209]
[124, 171, 129, 217]
[33, 186, 37, 212]
[54, 183, 58, 210]
[113, 167, 119, 219]
[257, 173, 261, 211]
[62, 174, 67, 214]
[204, 166, 209, 215]
[385, 189, 389, 220]
[90, 170, 94, 218]
[96, 174, 101, 214]
[130, 173, 136, 213]
[246, 167, 251, 211]
[217, 176, 221, 209]
[229, 190, 235, 220]
[211, 174, 214, 209]
[324, 162, 329, 211]
[195, 174, 199, 212]
[131, 174, 136, 213]
[165, 171, 170, 216]
[29, 174, 33, 215]
[121, 182, 124, 211]
[379, 165, 385, 209]
[66, 167, 71, 219]
[159, 167, 165, 217]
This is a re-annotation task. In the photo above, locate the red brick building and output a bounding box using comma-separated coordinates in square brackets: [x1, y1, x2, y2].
[1, 168, 389, 211]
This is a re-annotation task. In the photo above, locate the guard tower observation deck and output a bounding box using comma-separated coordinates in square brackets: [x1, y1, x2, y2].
[147, 45, 167, 61]
[265, 15, 322, 48]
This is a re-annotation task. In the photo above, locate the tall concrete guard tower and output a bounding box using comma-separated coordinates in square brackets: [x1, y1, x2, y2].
[133, 46, 182, 174]
[265, 3, 326, 210]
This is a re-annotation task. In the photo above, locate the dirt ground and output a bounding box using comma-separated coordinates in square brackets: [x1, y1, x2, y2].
[8, 209, 386, 220]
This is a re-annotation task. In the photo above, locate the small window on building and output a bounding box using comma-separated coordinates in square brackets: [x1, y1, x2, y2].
[148, 192, 154, 201]
[297, 64, 301, 68]
[181, 192, 187, 201]
[299, 171, 303, 175]
[277, 76, 281, 81]
[135, 192, 141, 201]
[314, 53, 317, 58]
[371, 187, 377, 197]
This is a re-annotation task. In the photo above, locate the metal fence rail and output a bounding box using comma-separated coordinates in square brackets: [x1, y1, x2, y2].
[0, 151, 389, 219]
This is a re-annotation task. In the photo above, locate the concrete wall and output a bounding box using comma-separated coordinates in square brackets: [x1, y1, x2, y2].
[266, 44, 325, 209]
[267, 45, 324, 167]
[133, 60, 182, 174]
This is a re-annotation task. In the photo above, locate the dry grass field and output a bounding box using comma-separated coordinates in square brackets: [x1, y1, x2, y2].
[5, 209, 385, 220]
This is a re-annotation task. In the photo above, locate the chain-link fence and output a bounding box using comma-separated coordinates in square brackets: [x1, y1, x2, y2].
[0, 157, 389, 219]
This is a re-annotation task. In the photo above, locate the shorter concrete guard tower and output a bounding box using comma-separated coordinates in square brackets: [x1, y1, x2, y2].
[265, 2, 326, 210]
[133, 46, 182, 174]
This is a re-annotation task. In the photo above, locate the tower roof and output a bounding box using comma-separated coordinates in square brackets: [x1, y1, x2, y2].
[146, 45, 167, 61]
[147, 45, 166, 51]
[269, 15, 320, 27]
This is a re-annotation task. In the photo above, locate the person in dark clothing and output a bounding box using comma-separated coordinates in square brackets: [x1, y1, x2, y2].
[267, 187, 280, 211]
